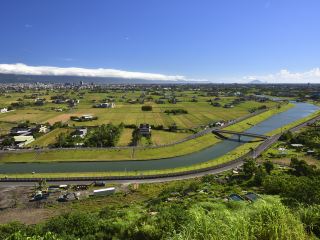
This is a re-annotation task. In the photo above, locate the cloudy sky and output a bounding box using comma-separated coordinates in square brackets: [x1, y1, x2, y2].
[0, 0, 320, 83]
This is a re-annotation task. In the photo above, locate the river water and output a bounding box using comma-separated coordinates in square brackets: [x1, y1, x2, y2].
[0, 102, 318, 174]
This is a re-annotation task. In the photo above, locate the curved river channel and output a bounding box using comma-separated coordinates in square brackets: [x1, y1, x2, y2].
[0, 102, 319, 174]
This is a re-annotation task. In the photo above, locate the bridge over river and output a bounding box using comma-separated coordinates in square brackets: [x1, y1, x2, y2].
[212, 129, 269, 141]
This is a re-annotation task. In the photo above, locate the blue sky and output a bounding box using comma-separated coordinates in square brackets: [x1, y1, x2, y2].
[0, 0, 320, 82]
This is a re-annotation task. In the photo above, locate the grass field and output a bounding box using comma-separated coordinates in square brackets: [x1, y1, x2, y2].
[0, 103, 293, 163]
[150, 130, 191, 145]
[0, 90, 277, 129]
[116, 128, 133, 146]
[70, 100, 276, 129]
[0, 121, 16, 135]
[28, 128, 73, 147]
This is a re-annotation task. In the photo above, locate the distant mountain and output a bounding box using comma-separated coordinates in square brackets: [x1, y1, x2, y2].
[0, 73, 204, 84]
[248, 79, 266, 84]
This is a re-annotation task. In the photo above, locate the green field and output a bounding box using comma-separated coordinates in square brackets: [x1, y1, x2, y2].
[28, 128, 73, 147]
[0, 90, 277, 129]
[0, 103, 293, 163]
[69, 100, 276, 129]
[0, 121, 16, 135]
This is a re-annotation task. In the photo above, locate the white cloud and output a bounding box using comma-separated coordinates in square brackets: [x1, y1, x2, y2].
[0, 63, 190, 81]
[243, 68, 320, 83]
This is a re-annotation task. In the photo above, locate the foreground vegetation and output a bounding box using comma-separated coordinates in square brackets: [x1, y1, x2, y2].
[1, 157, 320, 240]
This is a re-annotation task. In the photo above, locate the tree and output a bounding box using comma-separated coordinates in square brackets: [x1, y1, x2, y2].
[243, 158, 257, 178]
[253, 166, 267, 186]
[168, 123, 178, 132]
[85, 124, 122, 147]
[1, 137, 15, 147]
[131, 127, 141, 146]
[263, 160, 274, 174]
[17, 120, 30, 128]
[290, 157, 316, 176]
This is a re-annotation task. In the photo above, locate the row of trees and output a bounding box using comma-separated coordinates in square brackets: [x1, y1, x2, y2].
[164, 109, 188, 115]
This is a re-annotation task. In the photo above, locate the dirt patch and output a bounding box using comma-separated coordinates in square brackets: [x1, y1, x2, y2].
[0, 186, 59, 224]
[0, 185, 93, 225]
[47, 114, 73, 124]
[258, 155, 320, 168]
[0, 187, 32, 210]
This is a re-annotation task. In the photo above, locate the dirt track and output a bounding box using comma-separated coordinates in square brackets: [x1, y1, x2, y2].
[0, 186, 57, 224]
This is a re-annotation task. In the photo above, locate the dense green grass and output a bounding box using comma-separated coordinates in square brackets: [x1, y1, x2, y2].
[172, 197, 307, 240]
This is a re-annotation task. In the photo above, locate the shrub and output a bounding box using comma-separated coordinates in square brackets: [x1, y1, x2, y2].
[42, 212, 99, 238]
[298, 205, 320, 237]
[141, 105, 152, 111]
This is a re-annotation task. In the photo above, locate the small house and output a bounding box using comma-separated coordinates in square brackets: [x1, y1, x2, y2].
[35, 98, 46, 106]
[52, 99, 65, 104]
[94, 102, 115, 108]
[212, 102, 221, 107]
[139, 124, 151, 137]
[10, 127, 32, 136]
[68, 99, 79, 107]
[224, 104, 234, 108]
[155, 99, 165, 104]
[72, 128, 88, 138]
[215, 121, 225, 127]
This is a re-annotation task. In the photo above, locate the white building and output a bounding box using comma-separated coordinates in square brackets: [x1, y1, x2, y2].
[81, 115, 93, 120]
[93, 187, 115, 196]
[14, 135, 35, 147]
[37, 125, 49, 133]
[0, 108, 8, 113]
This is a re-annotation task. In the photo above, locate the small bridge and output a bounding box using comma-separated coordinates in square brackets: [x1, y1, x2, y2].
[212, 129, 269, 142]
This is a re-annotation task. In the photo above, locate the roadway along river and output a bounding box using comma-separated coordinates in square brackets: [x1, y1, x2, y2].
[0, 102, 319, 174]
